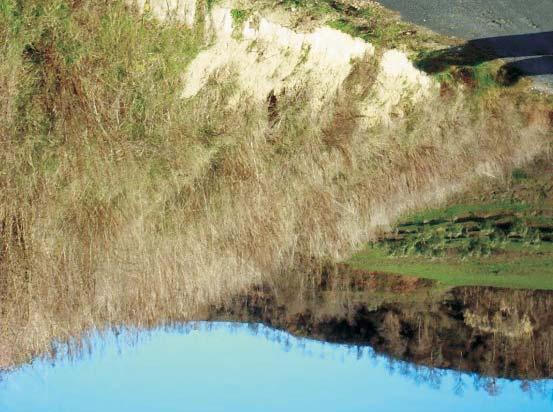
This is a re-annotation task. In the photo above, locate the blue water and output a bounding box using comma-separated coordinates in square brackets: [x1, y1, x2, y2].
[1, 322, 552, 412]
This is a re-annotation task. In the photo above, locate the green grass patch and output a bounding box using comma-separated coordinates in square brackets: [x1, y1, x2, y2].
[283, 0, 334, 16]
[327, 14, 424, 47]
[473, 63, 499, 89]
[231, 9, 249, 28]
[352, 169, 553, 289]
[327, 18, 360, 37]
[512, 167, 529, 181]
[401, 200, 534, 225]
[416, 46, 518, 94]
[348, 245, 553, 290]
[282, 0, 441, 49]
[206, 0, 219, 10]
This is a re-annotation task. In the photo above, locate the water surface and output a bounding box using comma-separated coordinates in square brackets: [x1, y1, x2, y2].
[1, 322, 552, 412]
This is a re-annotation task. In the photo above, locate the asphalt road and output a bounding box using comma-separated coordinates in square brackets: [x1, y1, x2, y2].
[376, 0, 553, 90]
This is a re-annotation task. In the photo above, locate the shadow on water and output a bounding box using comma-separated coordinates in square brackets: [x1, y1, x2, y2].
[416, 31, 553, 85]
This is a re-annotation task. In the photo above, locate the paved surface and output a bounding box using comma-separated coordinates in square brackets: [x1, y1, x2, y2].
[376, 0, 553, 90]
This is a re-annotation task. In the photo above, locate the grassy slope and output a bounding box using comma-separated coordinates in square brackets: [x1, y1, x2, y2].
[0, 0, 551, 366]
[349, 159, 553, 290]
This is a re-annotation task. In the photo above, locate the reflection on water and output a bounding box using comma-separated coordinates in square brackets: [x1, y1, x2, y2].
[1, 322, 552, 412]
[2, 270, 553, 411]
[214, 270, 553, 380]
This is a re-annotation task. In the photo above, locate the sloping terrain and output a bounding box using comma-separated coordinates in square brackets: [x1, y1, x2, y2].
[0, 0, 550, 368]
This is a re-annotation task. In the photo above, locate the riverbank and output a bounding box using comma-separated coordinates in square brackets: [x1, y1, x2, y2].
[0, 0, 550, 369]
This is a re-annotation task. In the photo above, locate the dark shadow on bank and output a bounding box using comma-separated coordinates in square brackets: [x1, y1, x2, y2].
[416, 31, 553, 86]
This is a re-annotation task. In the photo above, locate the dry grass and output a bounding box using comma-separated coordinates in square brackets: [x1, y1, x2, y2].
[0, 0, 551, 368]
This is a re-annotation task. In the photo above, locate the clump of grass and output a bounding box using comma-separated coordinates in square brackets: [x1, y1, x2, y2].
[231, 8, 248, 28]
[327, 18, 360, 36]
[0, 0, 207, 366]
[206, 0, 218, 10]
[512, 168, 528, 181]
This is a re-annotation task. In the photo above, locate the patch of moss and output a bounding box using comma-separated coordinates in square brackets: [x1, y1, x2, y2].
[231, 8, 249, 28]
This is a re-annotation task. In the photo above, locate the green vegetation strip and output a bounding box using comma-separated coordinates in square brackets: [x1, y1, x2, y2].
[349, 245, 553, 290]
[284, 0, 442, 48]
[400, 200, 535, 225]
[349, 192, 553, 290]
